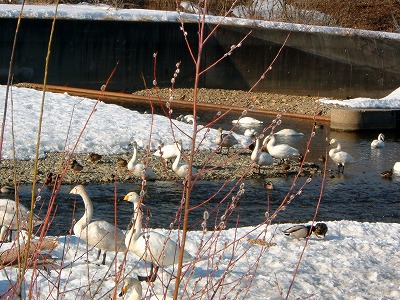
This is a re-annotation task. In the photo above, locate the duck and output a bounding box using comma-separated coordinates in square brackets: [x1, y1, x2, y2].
[123, 192, 193, 282]
[119, 277, 173, 300]
[44, 173, 54, 185]
[215, 128, 239, 154]
[394, 162, 400, 173]
[177, 114, 199, 124]
[250, 134, 273, 174]
[263, 134, 300, 161]
[380, 169, 393, 179]
[128, 141, 157, 181]
[118, 157, 128, 168]
[88, 153, 102, 164]
[70, 159, 83, 173]
[371, 133, 385, 149]
[329, 138, 355, 173]
[69, 185, 127, 265]
[283, 222, 328, 240]
[172, 140, 198, 179]
[0, 199, 42, 242]
[231, 116, 263, 125]
[153, 141, 180, 163]
[274, 129, 304, 136]
[263, 181, 274, 190]
[1, 185, 15, 194]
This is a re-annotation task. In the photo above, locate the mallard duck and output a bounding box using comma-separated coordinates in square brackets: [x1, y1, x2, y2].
[69, 185, 127, 265]
[371, 133, 385, 149]
[251, 135, 273, 173]
[284, 222, 328, 240]
[329, 139, 355, 173]
[263, 134, 300, 161]
[215, 128, 239, 154]
[124, 192, 192, 282]
[88, 153, 102, 164]
[44, 173, 54, 185]
[70, 159, 83, 173]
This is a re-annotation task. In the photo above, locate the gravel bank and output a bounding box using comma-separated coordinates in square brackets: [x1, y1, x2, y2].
[1, 87, 336, 186]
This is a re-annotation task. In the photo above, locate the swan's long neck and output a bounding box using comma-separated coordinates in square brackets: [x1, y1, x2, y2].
[172, 144, 182, 171]
[251, 138, 260, 161]
[75, 190, 93, 233]
[130, 145, 138, 165]
[267, 135, 275, 148]
[128, 282, 142, 300]
[127, 202, 142, 244]
[335, 142, 342, 152]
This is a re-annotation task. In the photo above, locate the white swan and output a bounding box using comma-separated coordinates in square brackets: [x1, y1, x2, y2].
[263, 134, 300, 160]
[128, 141, 157, 181]
[251, 135, 273, 173]
[123, 192, 193, 282]
[371, 133, 385, 149]
[172, 140, 198, 179]
[231, 116, 263, 125]
[153, 141, 180, 162]
[215, 128, 239, 154]
[393, 162, 400, 173]
[69, 185, 127, 265]
[119, 277, 173, 300]
[0, 199, 42, 242]
[329, 139, 356, 173]
[275, 129, 304, 136]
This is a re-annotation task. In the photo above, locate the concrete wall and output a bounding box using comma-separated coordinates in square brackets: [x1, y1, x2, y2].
[1, 17, 400, 98]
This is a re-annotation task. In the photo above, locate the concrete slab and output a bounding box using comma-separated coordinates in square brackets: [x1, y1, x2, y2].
[330, 108, 400, 131]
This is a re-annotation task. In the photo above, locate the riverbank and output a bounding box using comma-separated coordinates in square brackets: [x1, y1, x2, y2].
[0, 86, 333, 186]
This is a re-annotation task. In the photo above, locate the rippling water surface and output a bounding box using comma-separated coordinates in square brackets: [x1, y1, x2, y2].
[15, 110, 400, 236]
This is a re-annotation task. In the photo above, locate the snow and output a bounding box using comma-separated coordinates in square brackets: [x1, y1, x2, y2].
[319, 86, 400, 109]
[1, 3, 400, 299]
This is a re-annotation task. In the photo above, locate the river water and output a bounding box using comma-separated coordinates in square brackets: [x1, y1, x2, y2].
[13, 109, 400, 236]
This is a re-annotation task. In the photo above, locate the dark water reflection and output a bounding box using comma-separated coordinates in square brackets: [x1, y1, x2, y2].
[14, 110, 400, 236]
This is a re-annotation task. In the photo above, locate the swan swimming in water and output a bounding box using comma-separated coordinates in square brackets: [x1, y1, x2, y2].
[0, 198, 42, 242]
[329, 138, 355, 173]
[263, 134, 300, 161]
[393, 162, 400, 173]
[370, 133, 385, 149]
[274, 129, 304, 136]
[128, 141, 157, 181]
[123, 192, 193, 282]
[69, 185, 127, 265]
[232, 116, 263, 125]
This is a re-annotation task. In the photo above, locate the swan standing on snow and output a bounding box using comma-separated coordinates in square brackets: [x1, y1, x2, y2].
[69, 185, 127, 265]
[231, 116, 263, 125]
[215, 128, 239, 154]
[123, 192, 193, 282]
[0, 199, 42, 242]
[371, 133, 385, 149]
[119, 277, 173, 300]
[329, 138, 356, 173]
[172, 140, 198, 179]
[128, 141, 157, 181]
[251, 135, 273, 173]
[263, 134, 300, 161]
